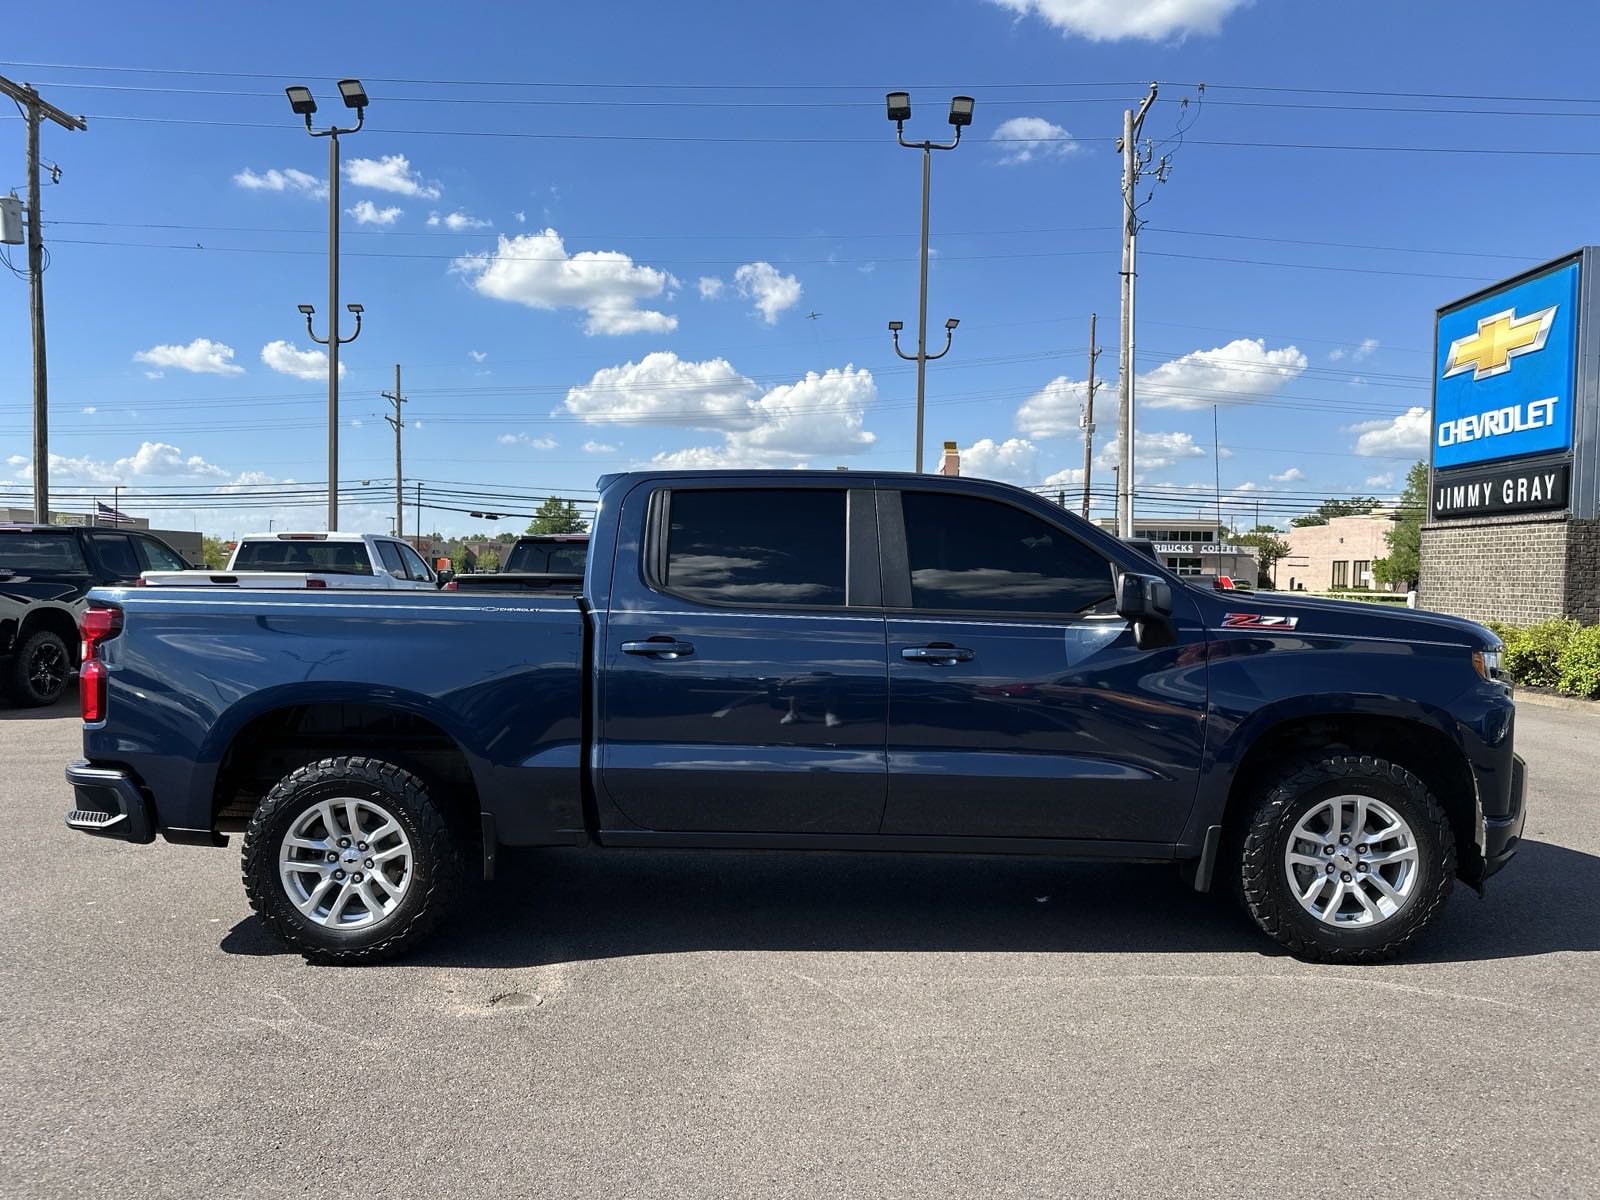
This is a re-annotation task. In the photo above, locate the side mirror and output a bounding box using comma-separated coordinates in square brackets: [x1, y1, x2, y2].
[1117, 571, 1176, 650]
[436, 569, 456, 588]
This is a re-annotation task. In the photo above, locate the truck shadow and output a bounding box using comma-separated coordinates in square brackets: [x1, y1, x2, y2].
[0, 697, 78, 722]
[221, 837, 1599, 966]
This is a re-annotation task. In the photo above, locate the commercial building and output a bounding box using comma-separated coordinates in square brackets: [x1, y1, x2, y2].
[1093, 516, 1259, 582]
[1280, 512, 1404, 593]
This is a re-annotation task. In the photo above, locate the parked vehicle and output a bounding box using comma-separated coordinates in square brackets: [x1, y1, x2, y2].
[141, 532, 449, 590]
[64, 471, 1524, 965]
[0, 523, 192, 706]
[448, 533, 589, 593]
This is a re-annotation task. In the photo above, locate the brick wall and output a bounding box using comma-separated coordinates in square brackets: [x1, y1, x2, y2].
[1283, 514, 1397, 591]
[1420, 515, 1570, 624]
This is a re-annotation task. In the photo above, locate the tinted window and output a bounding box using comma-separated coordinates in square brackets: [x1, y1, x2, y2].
[375, 541, 406, 576]
[664, 489, 845, 607]
[396, 543, 434, 582]
[901, 492, 1115, 615]
[136, 537, 188, 571]
[0, 533, 87, 573]
[233, 540, 373, 575]
[505, 541, 588, 574]
[87, 533, 141, 579]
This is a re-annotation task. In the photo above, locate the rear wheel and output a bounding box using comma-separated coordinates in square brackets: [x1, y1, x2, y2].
[241, 756, 464, 964]
[1238, 755, 1455, 963]
[6, 629, 71, 707]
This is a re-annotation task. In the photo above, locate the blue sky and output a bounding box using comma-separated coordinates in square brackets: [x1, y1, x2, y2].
[3, 0, 1598, 537]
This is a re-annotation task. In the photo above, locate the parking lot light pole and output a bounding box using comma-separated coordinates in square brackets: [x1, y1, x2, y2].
[885, 92, 973, 472]
[287, 80, 368, 531]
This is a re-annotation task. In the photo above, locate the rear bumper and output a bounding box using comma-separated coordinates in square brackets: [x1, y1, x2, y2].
[1480, 752, 1527, 881]
[64, 761, 155, 844]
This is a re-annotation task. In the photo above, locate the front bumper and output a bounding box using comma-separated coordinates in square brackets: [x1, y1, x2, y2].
[1480, 752, 1526, 880]
[64, 761, 155, 844]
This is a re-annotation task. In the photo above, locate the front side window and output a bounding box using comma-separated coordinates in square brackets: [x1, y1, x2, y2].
[900, 491, 1115, 615]
[664, 489, 846, 607]
[396, 543, 435, 582]
[87, 533, 141, 579]
[136, 537, 188, 572]
[0, 534, 87, 574]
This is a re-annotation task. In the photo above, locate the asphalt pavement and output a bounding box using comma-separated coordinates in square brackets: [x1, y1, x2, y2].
[2, 699, 1597, 1198]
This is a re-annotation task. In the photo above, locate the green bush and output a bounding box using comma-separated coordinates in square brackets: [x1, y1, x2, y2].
[1500, 618, 1578, 689]
[1556, 625, 1600, 699]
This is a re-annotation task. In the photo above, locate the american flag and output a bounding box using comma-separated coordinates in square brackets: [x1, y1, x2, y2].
[95, 500, 133, 525]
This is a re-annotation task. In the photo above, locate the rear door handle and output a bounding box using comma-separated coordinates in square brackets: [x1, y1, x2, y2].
[900, 644, 975, 664]
[622, 638, 695, 659]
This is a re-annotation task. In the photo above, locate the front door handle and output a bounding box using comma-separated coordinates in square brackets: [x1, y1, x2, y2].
[622, 638, 695, 659]
[900, 644, 975, 664]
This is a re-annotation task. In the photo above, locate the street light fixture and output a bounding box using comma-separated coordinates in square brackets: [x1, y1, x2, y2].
[884, 90, 974, 472]
[286, 78, 368, 532]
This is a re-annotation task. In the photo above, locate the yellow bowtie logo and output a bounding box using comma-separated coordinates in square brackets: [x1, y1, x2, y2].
[1443, 305, 1557, 381]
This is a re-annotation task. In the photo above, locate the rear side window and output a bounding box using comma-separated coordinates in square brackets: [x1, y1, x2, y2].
[900, 491, 1115, 615]
[233, 540, 374, 575]
[87, 533, 141, 579]
[0, 534, 87, 573]
[375, 541, 406, 576]
[664, 489, 846, 607]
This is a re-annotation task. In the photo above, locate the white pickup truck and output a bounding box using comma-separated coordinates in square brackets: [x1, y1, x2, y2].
[140, 532, 448, 590]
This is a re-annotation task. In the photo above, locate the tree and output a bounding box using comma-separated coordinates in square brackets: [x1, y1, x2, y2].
[527, 497, 586, 534]
[1373, 460, 1426, 589]
[1235, 530, 1291, 588]
[477, 549, 501, 573]
[201, 536, 232, 568]
[1289, 496, 1382, 528]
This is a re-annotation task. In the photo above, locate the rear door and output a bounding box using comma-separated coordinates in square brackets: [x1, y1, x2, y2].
[880, 487, 1208, 844]
[597, 482, 888, 834]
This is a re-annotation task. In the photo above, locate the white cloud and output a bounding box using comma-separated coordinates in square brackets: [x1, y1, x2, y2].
[651, 365, 877, 468]
[428, 209, 492, 231]
[343, 154, 440, 198]
[1365, 472, 1396, 488]
[1016, 375, 1091, 438]
[1349, 406, 1430, 456]
[1097, 430, 1206, 473]
[992, 116, 1078, 164]
[142, 372, 163, 380]
[1269, 466, 1305, 483]
[1139, 338, 1308, 409]
[990, 0, 1249, 41]
[260, 340, 345, 381]
[81, 406, 97, 414]
[564, 352, 759, 427]
[1233, 481, 1260, 492]
[959, 437, 1039, 484]
[583, 440, 617, 454]
[347, 199, 402, 226]
[1041, 466, 1086, 489]
[233, 167, 325, 197]
[468, 350, 488, 363]
[11, 441, 230, 486]
[452, 229, 677, 336]
[1329, 338, 1378, 363]
[498, 433, 557, 450]
[514, 210, 527, 223]
[697, 275, 725, 300]
[734, 261, 802, 324]
[133, 337, 245, 376]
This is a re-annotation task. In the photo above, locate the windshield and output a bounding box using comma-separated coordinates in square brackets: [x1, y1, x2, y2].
[504, 541, 588, 574]
[232, 540, 374, 575]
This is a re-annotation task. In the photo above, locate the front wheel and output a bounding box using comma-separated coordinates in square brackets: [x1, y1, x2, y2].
[241, 756, 465, 964]
[1238, 755, 1456, 963]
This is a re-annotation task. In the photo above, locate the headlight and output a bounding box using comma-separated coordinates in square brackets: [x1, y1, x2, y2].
[1472, 649, 1502, 681]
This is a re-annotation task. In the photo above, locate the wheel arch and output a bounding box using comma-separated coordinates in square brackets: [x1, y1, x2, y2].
[17, 603, 81, 664]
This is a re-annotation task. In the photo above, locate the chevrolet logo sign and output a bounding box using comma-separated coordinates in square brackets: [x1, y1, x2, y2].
[1443, 304, 1557, 381]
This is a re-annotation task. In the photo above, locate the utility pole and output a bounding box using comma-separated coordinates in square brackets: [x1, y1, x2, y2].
[1081, 311, 1099, 521]
[1213, 404, 1223, 537]
[415, 480, 423, 548]
[1116, 83, 1158, 538]
[1, 76, 86, 523]
[382, 364, 405, 539]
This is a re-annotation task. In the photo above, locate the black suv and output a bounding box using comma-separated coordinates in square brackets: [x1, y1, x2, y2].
[0, 524, 193, 706]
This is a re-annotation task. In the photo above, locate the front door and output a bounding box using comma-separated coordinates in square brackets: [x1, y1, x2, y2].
[881, 489, 1208, 844]
[598, 484, 888, 835]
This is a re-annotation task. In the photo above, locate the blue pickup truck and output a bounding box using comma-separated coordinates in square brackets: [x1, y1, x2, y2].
[63, 471, 1525, 965]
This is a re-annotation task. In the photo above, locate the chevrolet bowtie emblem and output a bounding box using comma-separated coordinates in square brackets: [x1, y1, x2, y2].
[1443, 304, 1557, 381]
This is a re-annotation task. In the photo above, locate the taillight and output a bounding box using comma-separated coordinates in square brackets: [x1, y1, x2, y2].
[444, 580, 458, 591]
[306, 578, 328, 589]
[80, 604, 122, 724]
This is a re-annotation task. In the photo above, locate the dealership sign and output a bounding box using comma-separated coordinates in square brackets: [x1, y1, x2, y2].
[1433, 260, 1579, 470]
[1430, 460, 1570, 518]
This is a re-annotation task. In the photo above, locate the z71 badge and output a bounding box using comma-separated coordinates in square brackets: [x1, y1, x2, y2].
[1222, 613, 1299, 630]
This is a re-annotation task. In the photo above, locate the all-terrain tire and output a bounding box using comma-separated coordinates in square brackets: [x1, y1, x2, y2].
[1238, 754, 1456, 964]
[241, 756, 465, 965]
[6, 629, 72, 707]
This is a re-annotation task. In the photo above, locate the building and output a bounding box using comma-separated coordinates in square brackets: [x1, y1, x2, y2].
[1094, 517, 1260, 583]
[1281, 512, 1403, 593]
[0, 507, 203, 563]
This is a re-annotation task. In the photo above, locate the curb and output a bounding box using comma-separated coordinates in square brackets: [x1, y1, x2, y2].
[1514, 689, 1599, 714]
